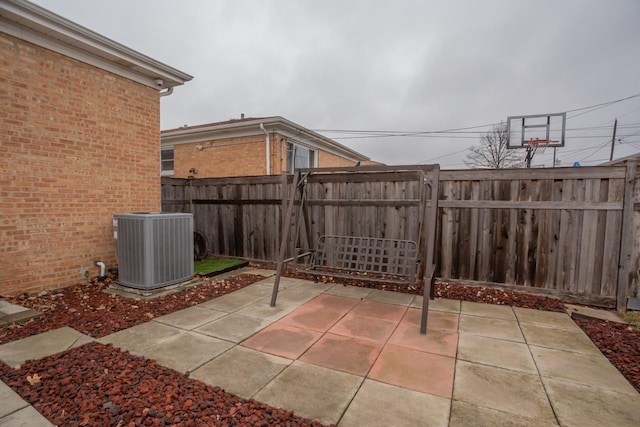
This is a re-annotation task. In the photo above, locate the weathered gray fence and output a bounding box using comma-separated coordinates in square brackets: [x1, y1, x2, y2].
[162, 163, 639, 309]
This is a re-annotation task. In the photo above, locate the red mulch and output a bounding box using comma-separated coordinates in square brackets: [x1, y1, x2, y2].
[0, 342, 326, 427]
[0, 274, 264, 345]
[1, 268, 639, 425]
[574, 318, 640, 393]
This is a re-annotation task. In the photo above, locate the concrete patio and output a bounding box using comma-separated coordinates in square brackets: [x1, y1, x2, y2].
[1, 270, 639, 426]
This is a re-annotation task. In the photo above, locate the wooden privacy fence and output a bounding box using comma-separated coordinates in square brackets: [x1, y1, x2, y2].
[162, 163, 639, 309]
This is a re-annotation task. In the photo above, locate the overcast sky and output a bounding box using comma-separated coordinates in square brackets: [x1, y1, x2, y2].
[32, 0, 640, 168]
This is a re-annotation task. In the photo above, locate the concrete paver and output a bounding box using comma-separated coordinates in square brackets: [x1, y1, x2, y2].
[139, 331, 233, 374]
[0, 406, 54, 426]
[368, 344, 455, 398]
[194, 313, 271, 343]
[349, 299, 408, 322]
[278, 302, 351, 332]
[234, 299, 298, 321]
[339, 379, 450, 427]
[191, 346, 292, 399]
[329, 312, 399, 342]
[0, 380, 28, 418]
[2, 278, 640, 427]
[388, 323, 458, 357]
[453, 360, 556, 422]
[449, 400, 559, 427]
[565, 303, 626, 323]
[254, 360, 363, 426]
[412, 296, 461, 313]
[0, 327, 94, 368]
[543, 377, 640, 427]
[402, 308, 459, 332]
[365, 289, 415, 306]
[241, 323, 323, 359]
[324, 283, 373, 299]
[98, 321, 181, 353]
[153, 306, 227, 330]
[520, 322, 601, 354]
[531, 345, 638, 394]
[274, 285, 327, 305]
[458, 315, 524, 342]
[461, 301, 516, 320]
[197, 291, 267, 312]
[299, 333, 383, 376]
[514, 306, 581, 330]
[457, 333, 537, 373]
[0, 301, 29, 316]
[228, 282, 274, 299]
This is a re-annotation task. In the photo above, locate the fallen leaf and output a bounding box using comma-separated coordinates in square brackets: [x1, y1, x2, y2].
[26, 373, 41, 385]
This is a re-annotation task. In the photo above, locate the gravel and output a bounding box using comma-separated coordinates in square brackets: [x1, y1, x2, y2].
[1, 269, 639, 425]
[0, 342, 326, 427]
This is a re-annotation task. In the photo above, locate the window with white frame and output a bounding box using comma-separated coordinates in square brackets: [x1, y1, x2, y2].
[287, 142, 316, 172]
[161, 147, 174, 175]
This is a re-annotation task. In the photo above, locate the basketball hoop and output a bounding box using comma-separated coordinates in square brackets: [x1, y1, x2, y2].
[527, 138, 551, 154]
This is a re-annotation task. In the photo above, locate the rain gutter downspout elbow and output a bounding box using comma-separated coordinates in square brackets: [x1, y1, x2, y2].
[159, 87, 174, 97]
[260, 123, 271, 175]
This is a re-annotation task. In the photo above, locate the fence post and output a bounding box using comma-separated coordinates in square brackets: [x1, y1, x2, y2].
[617, 161, 637, 311]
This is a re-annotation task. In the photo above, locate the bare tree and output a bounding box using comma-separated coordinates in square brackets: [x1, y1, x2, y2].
[464, 123, 524, 169]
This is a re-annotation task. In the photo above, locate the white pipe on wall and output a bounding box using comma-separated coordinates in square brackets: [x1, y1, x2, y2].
[260, 123, 271, 175]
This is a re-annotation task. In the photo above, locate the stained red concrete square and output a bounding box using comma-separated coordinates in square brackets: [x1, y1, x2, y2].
[388, 322, 458, 357]
[368, 344, 455, 398]
[402, 308, 459, 332]
[299, 333, 383, 376]
[350, 300, 408, 322]
[240, 323, 322, 359]
[278, 303, 348, 332]
[329, 313, 399, 343]
[304, 294, 360, 312]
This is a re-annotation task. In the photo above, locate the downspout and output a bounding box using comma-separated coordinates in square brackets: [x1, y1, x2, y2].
[260, 123, 271, 175]
[159, 87, 173, 97]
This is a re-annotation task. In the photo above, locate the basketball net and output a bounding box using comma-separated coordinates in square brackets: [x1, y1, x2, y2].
[528, 138, 551, 155]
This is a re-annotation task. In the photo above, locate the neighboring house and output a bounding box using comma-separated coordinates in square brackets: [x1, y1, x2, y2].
[160, 116, 374, 178]
[0, 0, 192, 295]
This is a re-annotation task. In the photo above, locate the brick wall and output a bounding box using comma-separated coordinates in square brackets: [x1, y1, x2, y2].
[318, 150, 359, 168]
[172, 131, 360, 178]
[0, 34, 160, 295]
[174, 135, 268, 178]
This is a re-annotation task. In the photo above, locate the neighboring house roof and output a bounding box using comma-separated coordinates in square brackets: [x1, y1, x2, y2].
[600, 152, 640, 166]
[0, 0, 192, 89]
[162, 116, 370, 162]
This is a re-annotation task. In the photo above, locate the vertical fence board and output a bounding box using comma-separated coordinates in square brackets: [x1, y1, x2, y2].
[161, 165, 635, 307]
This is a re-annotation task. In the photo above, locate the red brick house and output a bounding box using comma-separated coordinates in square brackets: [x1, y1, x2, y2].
[0, 0, 192, 294]
[160, 116, 374, 178]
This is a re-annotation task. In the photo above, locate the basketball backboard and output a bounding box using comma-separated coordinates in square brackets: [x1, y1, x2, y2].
[506, 113, 566, 149]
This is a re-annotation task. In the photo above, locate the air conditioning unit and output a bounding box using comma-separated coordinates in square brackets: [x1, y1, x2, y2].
[114, 212, 194, 289]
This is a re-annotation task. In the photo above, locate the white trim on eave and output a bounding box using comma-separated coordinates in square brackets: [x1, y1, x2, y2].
[0, 0, 192, 89]
[161, 117, 370, 162]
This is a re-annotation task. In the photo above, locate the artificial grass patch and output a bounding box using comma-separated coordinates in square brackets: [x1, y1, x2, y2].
[194, 258, 246, 275]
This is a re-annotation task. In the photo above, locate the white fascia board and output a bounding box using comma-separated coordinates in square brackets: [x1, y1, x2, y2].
[276, 129, 366, 162]
[0, 0, 192, 88]
[161, 128, 260, 146]
[161, 116, 370, 161]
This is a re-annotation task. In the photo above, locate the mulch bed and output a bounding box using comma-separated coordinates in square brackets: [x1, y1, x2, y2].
[1, 268, 639, 425]
[0, 274, 264, 345]
[0, 342, 326, 427]
[574, 318, 640, 393]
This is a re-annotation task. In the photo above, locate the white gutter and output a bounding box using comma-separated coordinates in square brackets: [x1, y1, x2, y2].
[260, 123, 271, 175]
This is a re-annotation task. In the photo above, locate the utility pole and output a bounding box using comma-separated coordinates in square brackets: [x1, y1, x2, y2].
[609, 118, 618, 162]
